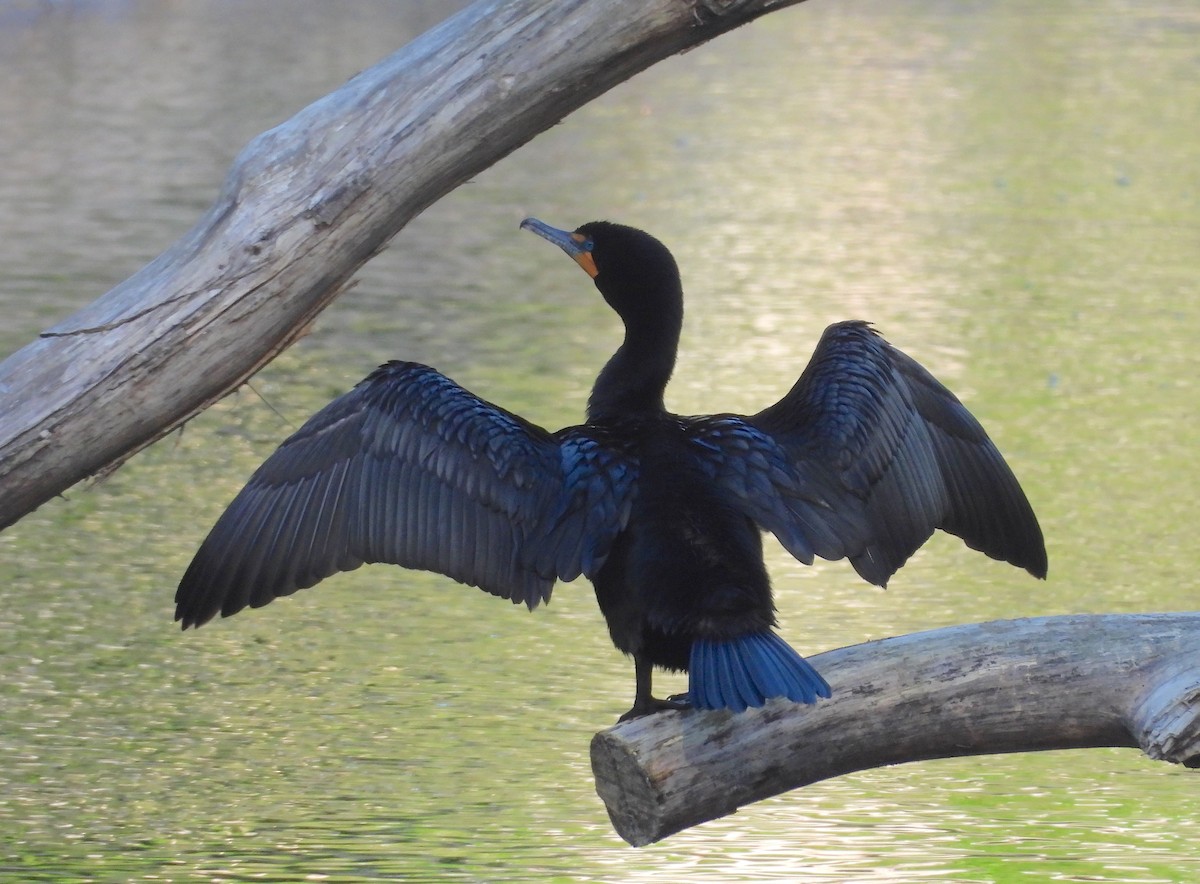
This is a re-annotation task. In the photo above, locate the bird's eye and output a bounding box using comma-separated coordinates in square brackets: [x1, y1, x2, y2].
[569, 231, 595, 252]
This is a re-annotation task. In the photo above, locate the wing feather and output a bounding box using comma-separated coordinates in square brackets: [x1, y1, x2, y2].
[176, 362, 635, 628]
[704, 321, 1046, 585]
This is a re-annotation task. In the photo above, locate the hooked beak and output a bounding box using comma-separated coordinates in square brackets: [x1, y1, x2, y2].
[520, 217, 599, 278]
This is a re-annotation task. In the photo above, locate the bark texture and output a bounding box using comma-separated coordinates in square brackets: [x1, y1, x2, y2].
[0, 0, 803, 530]
[591, 613, 1200, 846]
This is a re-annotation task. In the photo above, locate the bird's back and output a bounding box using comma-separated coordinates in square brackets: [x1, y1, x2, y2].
[590, 416, 778, 669]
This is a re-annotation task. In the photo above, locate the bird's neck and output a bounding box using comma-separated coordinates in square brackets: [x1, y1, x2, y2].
[587, 307, 681, 422]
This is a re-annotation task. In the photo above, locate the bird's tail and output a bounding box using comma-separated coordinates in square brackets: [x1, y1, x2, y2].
[688, 632, 831, 713]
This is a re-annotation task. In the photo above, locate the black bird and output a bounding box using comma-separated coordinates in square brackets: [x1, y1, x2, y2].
[176, 219, 1047, 721]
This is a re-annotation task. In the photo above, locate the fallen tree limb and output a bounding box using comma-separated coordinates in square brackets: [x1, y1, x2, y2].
[0, 0, 808, 531]
[590, 612, 1200, 846]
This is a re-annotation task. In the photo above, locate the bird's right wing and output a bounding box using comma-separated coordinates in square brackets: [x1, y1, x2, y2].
[175, 362, 636, 628]
[745, 321, 1046, 586]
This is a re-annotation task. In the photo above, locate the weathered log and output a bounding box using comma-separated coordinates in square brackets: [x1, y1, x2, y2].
[0, 0, 808, 532]
[590, 613, 1200, 846]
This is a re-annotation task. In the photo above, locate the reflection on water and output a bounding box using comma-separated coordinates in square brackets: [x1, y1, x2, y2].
[2, 0, 1199, 880]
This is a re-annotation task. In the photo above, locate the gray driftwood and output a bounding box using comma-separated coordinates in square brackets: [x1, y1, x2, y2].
[591, 613, 1200, 846]
[0, 0, 807, 531]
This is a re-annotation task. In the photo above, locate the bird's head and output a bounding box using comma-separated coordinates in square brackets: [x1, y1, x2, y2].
[520, 218, 682, 326]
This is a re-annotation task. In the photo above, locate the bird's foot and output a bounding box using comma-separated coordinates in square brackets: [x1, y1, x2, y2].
[617, 693, 692, 723]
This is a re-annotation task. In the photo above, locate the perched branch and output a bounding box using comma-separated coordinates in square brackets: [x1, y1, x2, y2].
[590, 613, 1200, 846]
[0, 0, 807, 531]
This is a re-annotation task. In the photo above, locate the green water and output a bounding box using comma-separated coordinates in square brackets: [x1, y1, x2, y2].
[1, 0, 1198, 880]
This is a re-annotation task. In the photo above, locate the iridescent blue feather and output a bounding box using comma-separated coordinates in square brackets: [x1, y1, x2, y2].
[688, 632, 832, 712]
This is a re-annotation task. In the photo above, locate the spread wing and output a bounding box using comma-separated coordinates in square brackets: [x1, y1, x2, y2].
[691, 321, 1047, 586]
[175, 362, 637, 628]
[684, 416, 860, 568]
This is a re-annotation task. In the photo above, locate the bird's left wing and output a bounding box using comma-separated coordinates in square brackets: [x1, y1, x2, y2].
[175, 362, 635, 628]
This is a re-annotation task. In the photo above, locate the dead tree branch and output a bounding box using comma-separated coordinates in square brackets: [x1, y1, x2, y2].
[0, 0, 806, 531]
[590, 613, 1200, 846]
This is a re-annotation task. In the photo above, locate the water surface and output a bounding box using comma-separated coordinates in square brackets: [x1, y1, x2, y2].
[1, 0, 1198, 880]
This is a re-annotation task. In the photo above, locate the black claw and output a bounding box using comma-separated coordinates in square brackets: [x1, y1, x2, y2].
[617, 694, 691, 723]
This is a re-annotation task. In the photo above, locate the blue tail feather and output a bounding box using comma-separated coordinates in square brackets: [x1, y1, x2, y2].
[699, 640, 724, 710]
[688, 632, 831, 712]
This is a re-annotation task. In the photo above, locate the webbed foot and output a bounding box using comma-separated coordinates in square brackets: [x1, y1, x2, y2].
[617, 693, 691, 723]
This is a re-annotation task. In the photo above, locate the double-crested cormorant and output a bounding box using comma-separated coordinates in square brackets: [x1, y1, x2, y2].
[176, 219, 1047, 721]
